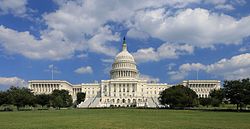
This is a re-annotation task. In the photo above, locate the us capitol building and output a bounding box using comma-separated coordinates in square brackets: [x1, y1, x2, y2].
[28, 38, 220, 108]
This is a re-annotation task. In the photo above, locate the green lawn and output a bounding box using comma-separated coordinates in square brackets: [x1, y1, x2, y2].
[0, 109, 250, 129]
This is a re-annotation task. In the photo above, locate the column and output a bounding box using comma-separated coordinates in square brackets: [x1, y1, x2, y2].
[125, 84, 127, 97]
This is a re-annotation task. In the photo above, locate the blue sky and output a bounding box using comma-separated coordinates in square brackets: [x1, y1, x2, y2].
[0, 0, 250, 90]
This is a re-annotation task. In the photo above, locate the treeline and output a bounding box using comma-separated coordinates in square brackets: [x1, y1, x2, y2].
[0, 86, 86, 111]
[159, 78, 250, 111]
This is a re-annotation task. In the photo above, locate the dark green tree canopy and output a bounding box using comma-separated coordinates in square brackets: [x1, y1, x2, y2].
[51, 89, 73, 109]
[209, 89, 225, 107]
[159, 85, 198, 108]
[199, 98, 211, 107]
[6, 86, 35, 110]
[0, 91, 10, 106]
[35, 94, 50, 107]
[224, 78, 250, 110]
[76, 92, 86, 104]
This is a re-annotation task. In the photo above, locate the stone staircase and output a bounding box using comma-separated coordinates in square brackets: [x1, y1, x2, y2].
[147, 97, 157, 108]
[89, 97, 101, 107]
[77, 98, 95, 108]
[152, 97, 165, 108]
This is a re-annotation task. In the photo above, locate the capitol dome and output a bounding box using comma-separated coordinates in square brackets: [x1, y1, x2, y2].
[110, 37, 138, 79]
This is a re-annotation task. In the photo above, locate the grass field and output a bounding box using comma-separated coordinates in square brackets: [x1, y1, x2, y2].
[0, 109, 250, 129]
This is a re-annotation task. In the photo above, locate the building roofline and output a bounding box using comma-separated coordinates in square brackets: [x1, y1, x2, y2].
[28, 80, 73, 85]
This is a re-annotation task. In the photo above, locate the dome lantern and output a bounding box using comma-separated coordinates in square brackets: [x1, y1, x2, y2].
[122, 36, 127, 51]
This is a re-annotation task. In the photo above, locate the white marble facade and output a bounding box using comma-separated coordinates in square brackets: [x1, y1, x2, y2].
[182, 80, 221, 98]
[28, 39, 220, 108]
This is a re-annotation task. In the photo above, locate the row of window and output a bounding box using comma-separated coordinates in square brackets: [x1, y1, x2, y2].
[105, 93, 136, 97]
[31, 84, 60, 93]
[188, 84, 217, 88]
[113, 62, 135, 69]
[31, 84, 60, 89]
[192, 88, 212, 92]
[104, 98, 146, 103]
[198, 94, 209, 98]
[111, 71, 137, 78]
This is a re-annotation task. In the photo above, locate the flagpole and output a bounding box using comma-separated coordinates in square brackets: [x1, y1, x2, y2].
[52, 65, 54, 80]
[196, 69, 199, 80]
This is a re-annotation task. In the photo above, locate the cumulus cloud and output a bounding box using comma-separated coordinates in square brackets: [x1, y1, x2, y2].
[131, 8, 250, 48]
[133, 43, 193, 63]
[101, 58, 114, 63]
[168, 63, 205, 80]
[0, 77, 27, 90]
[139, 74, 160, 83]
[168, 53, 250, 80]
[238, 43, 250, 52]
[127, 28, 149, 40]
[0, 0, 27, 16]
[74, 66, 93, 74]
[86, 26, 120, 56]
[0, 24, 120, 60]
[0, 25, 77, 60]
[76, 53, 88, 59]
[0, 0, 248, 61]
[214, 4, 235, 11]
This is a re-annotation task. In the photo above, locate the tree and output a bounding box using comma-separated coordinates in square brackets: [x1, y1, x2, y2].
[76, 92, 86, 104]
[0, 91, 9, 106]
[242, 78, 250, 106]
[51, 90, 72, 109]
[6, 86, 35, 110]
[159, 85, 198, 108]
[209, 89, 225, 107]
[35, 94, 50, 107]
[224, 79, 250, 111]
[199, 98, 211, 107]
[53, 96, 64, 109]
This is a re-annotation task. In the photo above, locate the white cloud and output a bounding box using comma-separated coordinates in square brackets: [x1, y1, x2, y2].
[179, 63, 206, 71]
[0, 25, 77, 60]
[0, 0, 248, 61]
[0, 24, 120, 60]
[168, 63, 205, 80]
[131, 8, 250, 48]
[139, 74, 160, 83]
[0, 0, 27, 16]
[168, 53, 250, 80]
[215, 4, 235, 11]
[76, 53, 88, 59]
[205, 53, 250, 79]
[127, 28, 149, 40]
[101, 58, 114, 63]
[86, 26, 120, 56]
[34, 0, 203, 59]
[239, 44, 250, 52]
[133, 43, 193, 63]
[204, 0, 227, 5]
[74, 66, 93, 74]
[167, 63, 176, 71]
[0, 77, 27, 89]
[101, 58, 114, 75]
[133, 47, 158, 63]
